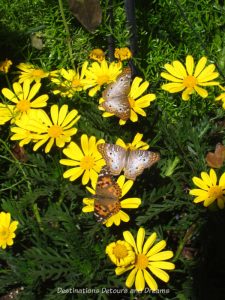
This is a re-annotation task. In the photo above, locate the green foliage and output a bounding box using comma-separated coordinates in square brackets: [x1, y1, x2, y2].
[0, 0, 225, 299]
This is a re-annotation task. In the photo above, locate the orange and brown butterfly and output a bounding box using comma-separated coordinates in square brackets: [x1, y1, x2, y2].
[205, 143, 225, 168]
[97, 143, 160, 181]
[100, 67, 132, 121]
[94, 166, 121, 223]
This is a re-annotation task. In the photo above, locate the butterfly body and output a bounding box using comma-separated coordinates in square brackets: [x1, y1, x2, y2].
[94, 166, 121, 222]
[97, 143, 160, 180]
[101, 68, 132, 120]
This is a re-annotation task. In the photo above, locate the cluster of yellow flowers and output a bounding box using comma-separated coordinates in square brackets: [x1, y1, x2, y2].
[1, 50, 225, 292]
[106, 228, 175, 291]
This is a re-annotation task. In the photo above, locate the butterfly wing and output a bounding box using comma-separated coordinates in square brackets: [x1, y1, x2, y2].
[68, 0, 102, 33]
[94, 166, 121, 222]
[124, 150, 160, 180]
[205, 143, 225, 168]
[101, 68, 132, 120]
[97, 143, 127, 176]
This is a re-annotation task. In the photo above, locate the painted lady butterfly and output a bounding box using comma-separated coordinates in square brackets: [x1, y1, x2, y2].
[94, 166, 121, 223]
[97, 143, 160, 181]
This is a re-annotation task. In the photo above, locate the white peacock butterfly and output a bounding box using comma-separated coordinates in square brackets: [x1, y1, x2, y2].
[100, 67, 132, 121]
[97, 143, 160, 181]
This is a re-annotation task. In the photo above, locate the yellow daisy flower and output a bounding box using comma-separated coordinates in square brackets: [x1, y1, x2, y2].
[0, 59, 12, 73]
[114, 228, 175, 292]
[89, 48, 105, 63]
[114, 47, 132, 61]
[189, 168, 225, 209]
[51, 62, 89, 97]
[16, 63, 51, 84]
[116, 133, 150, 151]
[85, 60, 122, 97]
[106, 240, 135, 267]
[82, 175, 141, 227]
[161, 55, 219, 100]
[0, 212, 19, 249]
[60, 134, 105, 185]
[1, 80, 49, 122]
[215, 85, 225, 109]
[99, 77, 156, 125]
[15, 105, 80, 153]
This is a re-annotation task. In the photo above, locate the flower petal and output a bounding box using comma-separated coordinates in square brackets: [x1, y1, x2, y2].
[136, 227, 145, 254]
[143, 232, 157, 255]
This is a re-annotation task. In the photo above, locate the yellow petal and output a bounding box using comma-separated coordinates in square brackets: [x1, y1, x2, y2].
[50, 105, 59, 125]
[147, 240, 166, 257]
[172, 60, 187, 78]
[123, 231, 138, 253]
[135, 269, 145, 292]
[120, 198, 141, 208]
[149, 250, 174, 261]
[58, 105, 68, 125]
[63, 142, 84, 160]
[148, 265, 170, 282]
[45, 137, 54, 153]
[192, 176, 209, 190]
[63, 167, 83, 180]
[28, 82, 41, 100]
[136, 227, 145, 253]
[194, 56, 207, 77]
[82, 169, 90, 185]
[209, 168, 217, 186]
[194, 86, 208, 98]
[186, 55, 194, 76]
[161, 72, 183, 82]
[143, 232, 157, 255]
[143, 269, 158, 291]
[161, 83, 185, 93]
[121, 180, 133, 197]
[81, 134, 89, 155]
[125, 267, 138, 288]
[201, 171, 214, 187]
[164, 63, 184, 79]
[219, 172, 225, 186]
[150, 261, 175, 270]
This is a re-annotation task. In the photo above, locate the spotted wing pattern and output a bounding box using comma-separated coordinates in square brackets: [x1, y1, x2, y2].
[101, 67, 132, 120]
[98, 143, 160, 181]
[94, 166, 121, 222]
[124, 150, 160, 180]
[97, 143, 127, 176]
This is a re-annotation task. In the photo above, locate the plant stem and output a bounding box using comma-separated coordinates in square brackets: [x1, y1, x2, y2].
[58, 0, 75, 69]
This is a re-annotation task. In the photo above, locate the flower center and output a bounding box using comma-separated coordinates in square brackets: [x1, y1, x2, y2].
[135, 253, 149, 269]
[113, 244, 128, 259]
[183, 75, 198, 88]
[128, 97, 135, 108]
[32, 69, 46, 77]
[80, 156, 95, 169]
[16, 99, 30, 112]
[72, 79, 80, 88]
[97, 75, 110, 86]
[0, 226, 9, 239]
[208, 186, 224, 199]
[48, 125, 63, 138]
